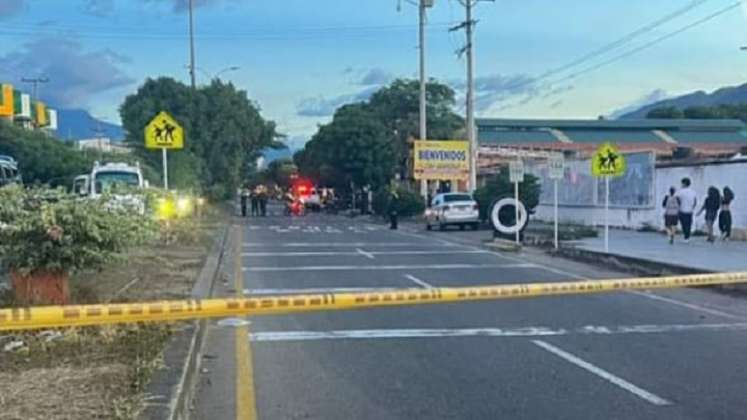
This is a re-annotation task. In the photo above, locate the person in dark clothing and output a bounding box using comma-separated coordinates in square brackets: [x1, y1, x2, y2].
[662, 187, 680, 245]
[240, 188, 249, 217]
[250, 188, 259, 217]
[719, 186, 735, 240]
[697, 186, 721, 243]
[258, 186, 268, 217]
[389, 189, 399, 230]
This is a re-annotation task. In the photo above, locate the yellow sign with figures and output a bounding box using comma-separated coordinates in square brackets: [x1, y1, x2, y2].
[145, 111, 184, 150]
[591, 143, 625, 177]
[413, 140, 470, 180]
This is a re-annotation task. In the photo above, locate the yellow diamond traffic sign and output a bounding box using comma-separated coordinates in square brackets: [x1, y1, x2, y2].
[145, 111, 184, 150]
[591, 143, 625, 178]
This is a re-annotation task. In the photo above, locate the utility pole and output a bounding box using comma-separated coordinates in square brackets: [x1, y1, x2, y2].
[21, 77, 49, 103]
[452, 0, 492, 192]
[188, 0, 197, 90]
[419, 0, 429, 199]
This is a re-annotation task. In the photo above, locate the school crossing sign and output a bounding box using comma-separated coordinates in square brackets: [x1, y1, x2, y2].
[591, 143, 625, 178]
[145, 111, 184, 150]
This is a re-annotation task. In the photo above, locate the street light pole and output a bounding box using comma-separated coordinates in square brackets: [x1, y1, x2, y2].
[188, 0, 197, 90]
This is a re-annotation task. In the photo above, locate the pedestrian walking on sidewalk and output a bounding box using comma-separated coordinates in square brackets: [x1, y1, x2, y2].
[662, 187, 680, 244]
[675, 177, 698, 243]
[719, 186, 734, 241]
[697, 186, 721, 243]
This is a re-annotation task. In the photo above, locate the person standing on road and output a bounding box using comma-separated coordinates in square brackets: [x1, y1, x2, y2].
[719, 186, 734, 241]
[662, 187, 680, 245]
[697, 186, 721, 243]
[258, 185, 268, 217]
[240, 187, 249, 218]
[675, 177, 697, 243]
[250, 187, 259, 217]
[388, 188, 399, 230]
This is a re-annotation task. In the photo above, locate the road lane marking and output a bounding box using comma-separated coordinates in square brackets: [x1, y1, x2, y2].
[626, 290, 747, 321]
[249, 322, 747, 342]
[243, 242, 457, 247]
[234, 225, 258, 420]
[242, 250, 490, 257]
[393, 228, 747, 322]
[532, 339, 672, 406]
[242, 263, 539, 272]
[405, 274, 434, 289]
[356, 248, 375, 260]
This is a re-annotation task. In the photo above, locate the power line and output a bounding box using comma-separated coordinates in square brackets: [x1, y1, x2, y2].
[551, 1, 741, 84]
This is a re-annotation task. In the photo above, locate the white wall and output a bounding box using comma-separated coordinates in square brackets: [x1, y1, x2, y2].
[533, 160, 747, 232]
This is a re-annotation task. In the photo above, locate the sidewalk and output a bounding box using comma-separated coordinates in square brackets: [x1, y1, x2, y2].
[573, 230, 747, 273]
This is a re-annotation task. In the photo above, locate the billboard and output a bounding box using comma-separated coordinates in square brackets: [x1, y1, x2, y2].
[35, 101, 48, 127]
[413, 140, 470, 180]
[0, 84, 13, 117]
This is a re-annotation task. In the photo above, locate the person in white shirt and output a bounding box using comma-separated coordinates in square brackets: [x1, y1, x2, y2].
[675, 177, 698, 242]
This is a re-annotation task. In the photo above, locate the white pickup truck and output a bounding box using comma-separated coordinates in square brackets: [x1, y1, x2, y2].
[86, 161, 148, 214]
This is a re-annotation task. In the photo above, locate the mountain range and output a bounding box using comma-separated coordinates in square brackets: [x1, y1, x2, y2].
[54, 109, 125, 141]
[617, 82, 747, 119]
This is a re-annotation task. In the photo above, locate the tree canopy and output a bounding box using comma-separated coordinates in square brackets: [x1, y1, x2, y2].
[120, 77, 281, 198]
[295, 78, 464, 190]
[646, 103, 747, 121]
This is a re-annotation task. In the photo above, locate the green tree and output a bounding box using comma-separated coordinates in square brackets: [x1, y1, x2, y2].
[120, 77, 280, 198]
[683, 105, 722, 119]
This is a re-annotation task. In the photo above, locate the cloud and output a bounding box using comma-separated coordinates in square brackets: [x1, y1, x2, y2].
[451, 73, 543, 112]
[608, 89, 669, 119]
[358, 68, 394, 86]
[82, 0, 115, 17]
[296, 86, 378, 117]
[0, 38, 134, 108]
[0, 0, 24, 19]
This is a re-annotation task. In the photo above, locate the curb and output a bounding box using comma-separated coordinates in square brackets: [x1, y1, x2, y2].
[551, 245, 747, 295]
[138, 223, 230, 420]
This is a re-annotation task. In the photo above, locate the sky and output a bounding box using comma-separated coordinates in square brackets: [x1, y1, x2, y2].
[2, 0, 747, 148]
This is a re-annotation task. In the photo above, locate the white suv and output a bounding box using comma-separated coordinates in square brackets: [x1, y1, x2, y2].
[425, 193, 480, 231]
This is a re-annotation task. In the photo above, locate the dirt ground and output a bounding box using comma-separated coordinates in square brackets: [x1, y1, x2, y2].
[0, 206, 228, 419]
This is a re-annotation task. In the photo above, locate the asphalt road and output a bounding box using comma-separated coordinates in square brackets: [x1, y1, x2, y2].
[194, 207, 747, 420]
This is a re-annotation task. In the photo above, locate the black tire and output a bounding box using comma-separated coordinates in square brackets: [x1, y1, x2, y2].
[471, 223, 480, 231]
[426, 223, 432, 231]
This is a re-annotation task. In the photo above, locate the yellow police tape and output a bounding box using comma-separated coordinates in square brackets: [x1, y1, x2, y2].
[2, 271, 747, 332]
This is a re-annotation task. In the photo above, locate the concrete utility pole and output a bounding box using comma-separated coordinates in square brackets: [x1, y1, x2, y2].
[188, 0, 197, 90]
[452, 0, 492, 192]
[21, 77, 49, 103]
[419, 0, 429, 199]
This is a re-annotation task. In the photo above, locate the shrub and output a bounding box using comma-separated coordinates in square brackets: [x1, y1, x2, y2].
[372, 187, 425, 218]
[473, 170, 541, 222]
[0, 185, 157, 276]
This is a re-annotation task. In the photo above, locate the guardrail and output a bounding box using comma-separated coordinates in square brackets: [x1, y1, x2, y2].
[2, 272, 747, 332]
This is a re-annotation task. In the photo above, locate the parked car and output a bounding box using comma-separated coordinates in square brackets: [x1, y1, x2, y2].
[425, 192, 480, 231]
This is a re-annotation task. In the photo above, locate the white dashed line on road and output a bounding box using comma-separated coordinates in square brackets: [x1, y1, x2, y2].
[241, 250, 490, 257]
[243, 242, 457, 247]
[404, 274, 434, 289]
[532, 339, 672, 406]
[249, 322, 747, 342]
[243, 263, 538, 272]
[356, 248, 376, 260]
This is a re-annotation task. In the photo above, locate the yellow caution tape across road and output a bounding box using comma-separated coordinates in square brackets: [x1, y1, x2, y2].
[2, 271, 747, 332]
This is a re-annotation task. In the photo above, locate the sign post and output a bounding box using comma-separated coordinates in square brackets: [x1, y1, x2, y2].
[591, 143, 626, 253]
[145, 111, 184, 190]
[509, 159, 525, 245]
[548, 155, 564, 250]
